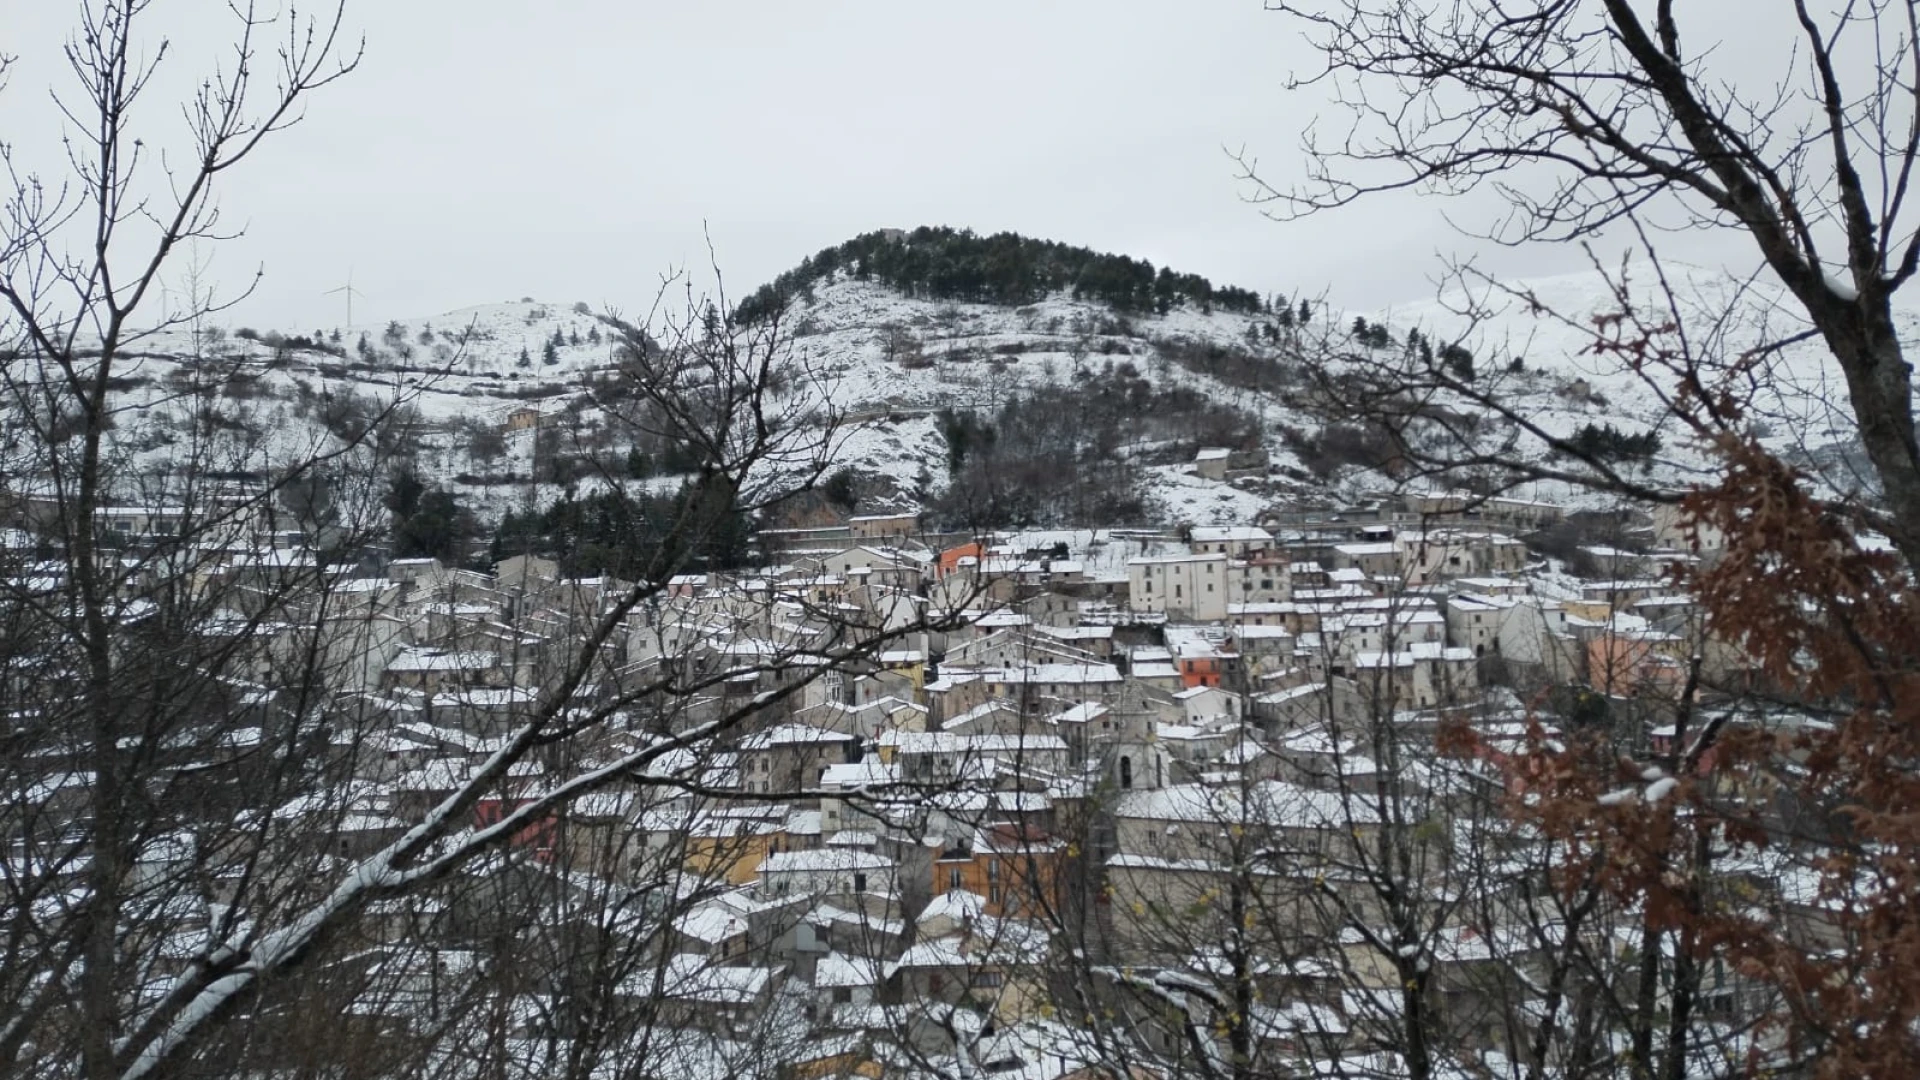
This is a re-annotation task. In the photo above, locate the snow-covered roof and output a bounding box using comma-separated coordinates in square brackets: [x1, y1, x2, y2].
[918, 889, 985, 926]
[1190, 525, 1271, 541]
[1115, 780, 1381, 827]
[737, 723, 856, 749]
[385, 648, 498, 672]
[649, 954, 778, 1004]
[757, 848, 894, 874]
[674, 904, 748, 945]
[1051, 702, 1112, 724]
[820, 760, 899, 790]
[984, 663, 1122, 685]
[815, 952, 885, 988]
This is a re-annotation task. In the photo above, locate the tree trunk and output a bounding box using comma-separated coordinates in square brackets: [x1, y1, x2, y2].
[1819, 310, 1920, 573]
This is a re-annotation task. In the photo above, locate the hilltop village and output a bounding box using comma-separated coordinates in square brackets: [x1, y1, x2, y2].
[11, 472, 1794, 1078]
[11, 0, 1920, 1068]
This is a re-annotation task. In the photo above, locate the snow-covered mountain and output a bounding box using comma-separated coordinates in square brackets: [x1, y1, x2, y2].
[1366, 263, 1893, 503]
[48, 239, 1914, 533]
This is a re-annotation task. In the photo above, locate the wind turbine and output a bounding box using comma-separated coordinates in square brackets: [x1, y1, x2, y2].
[325, 269, 365, 329]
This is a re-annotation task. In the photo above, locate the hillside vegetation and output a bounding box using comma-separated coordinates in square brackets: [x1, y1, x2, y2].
[733, 226, 1270, 324]
[31, 231, 1895, 558]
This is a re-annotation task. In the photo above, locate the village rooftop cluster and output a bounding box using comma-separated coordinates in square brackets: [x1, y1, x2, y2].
[10, 485, 1801, 1078]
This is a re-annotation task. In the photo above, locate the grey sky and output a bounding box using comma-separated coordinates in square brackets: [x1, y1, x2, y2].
[4, 2, 1759, 332]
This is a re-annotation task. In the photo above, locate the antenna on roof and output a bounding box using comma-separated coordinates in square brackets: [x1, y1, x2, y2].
[324, 269, 365, 328]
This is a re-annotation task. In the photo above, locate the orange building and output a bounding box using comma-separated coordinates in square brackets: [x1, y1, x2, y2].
[937, 541, 985, 577]
[1586, 633, 1685, 697]
[1177, 656, 1223, 689]
[474, 798, 558, 862]
[651, 810, 800, 886]
[931, 822, 1065, 918]
[685, 827, 788, 886]
[1173, 639, 1236, 689]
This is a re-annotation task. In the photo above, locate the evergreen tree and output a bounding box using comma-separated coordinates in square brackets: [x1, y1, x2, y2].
[387, 470, 471, 562]
[517, 346, 532, 369]
[731, 227, 1269, 324]
[822, 468, 857, 511]
[542, 340, 559, 366]
[1566, 421, 1661, 462]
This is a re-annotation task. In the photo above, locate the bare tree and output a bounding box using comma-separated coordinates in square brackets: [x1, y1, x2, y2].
[1233, 7, 1920, 1076]
[1253, 0, 1920, 566]
[0, 6, 368, 1078]
[0, 8, 985, 1080]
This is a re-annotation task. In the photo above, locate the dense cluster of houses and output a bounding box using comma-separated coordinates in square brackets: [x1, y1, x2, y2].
[14, 488, 1788, 1077]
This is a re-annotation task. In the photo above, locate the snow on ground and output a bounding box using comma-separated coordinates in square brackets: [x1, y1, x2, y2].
[44, 254, 1912, 528]
[1145, 465, 1272, 526]
[995, 529, 1190, 577]
[1364, 262, 1914, 499]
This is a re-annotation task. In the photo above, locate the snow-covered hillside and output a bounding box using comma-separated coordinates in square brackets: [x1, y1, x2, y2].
[46, 251, 1919, 534]
[767, 277, 1283, 523]
[1365, 264, 1897, 505]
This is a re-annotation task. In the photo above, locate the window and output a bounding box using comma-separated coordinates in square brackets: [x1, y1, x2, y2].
[853, 872, 868, 893]
[1174, 585, 1182, 598]
[948, 867, 963, 890]
[833, 986, 853, 1004]
[987, 860, 1000, 882]
[971, 971, 1004, 988]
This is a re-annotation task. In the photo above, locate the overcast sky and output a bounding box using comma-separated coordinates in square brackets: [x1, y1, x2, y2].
[4, 2, 1762, 332]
